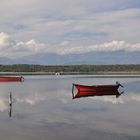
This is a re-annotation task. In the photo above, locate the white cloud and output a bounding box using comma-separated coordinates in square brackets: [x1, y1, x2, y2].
[0, 32, 9, 47]
[0, 32, 140, 58]
[0, 0, 140, 44]
[15, 93, 45, 105]
[0, 32, 47, 58]
[93, 93, 140, 104]
[0, 93, 46, 112]
[0, 98, 8, 112]
[15, 8, 140, 44]
[0, 32, 15, 52]
[56, 40, 140, 55]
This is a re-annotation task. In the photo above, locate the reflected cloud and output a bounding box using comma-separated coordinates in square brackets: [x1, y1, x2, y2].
[0, 92, 46, 114]
[15, 93, 45, 105]
[0, 91, 140, 112]
[0, 98, 8, 111]
[93, 93, 140, 104]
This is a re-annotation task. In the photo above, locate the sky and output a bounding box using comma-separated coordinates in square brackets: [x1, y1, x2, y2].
[0, 0, 140, 64]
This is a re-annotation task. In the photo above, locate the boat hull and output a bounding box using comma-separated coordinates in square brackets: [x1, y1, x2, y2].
[0, 76, 24, 82]
[72, 82, 122, 99]
[73, 84, 119, 92]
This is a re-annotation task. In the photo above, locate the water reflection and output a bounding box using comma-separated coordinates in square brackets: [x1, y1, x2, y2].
[9, 101, 12, 118]
[8, 93, 12, 117]
[0, 76, 140, 139]
[73, 90, 124, 99]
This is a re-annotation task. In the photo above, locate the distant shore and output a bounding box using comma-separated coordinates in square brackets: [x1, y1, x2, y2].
[0, 71, 140, 78]
[0, 64, 140, 77]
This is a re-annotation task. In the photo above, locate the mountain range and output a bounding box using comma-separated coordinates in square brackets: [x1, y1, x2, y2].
[0, 51, 140, 65]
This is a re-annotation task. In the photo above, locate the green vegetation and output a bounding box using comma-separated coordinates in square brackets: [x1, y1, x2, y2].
[0, 64, 140, 75]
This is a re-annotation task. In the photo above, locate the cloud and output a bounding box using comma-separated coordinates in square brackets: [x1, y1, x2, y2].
[56, 40, 140, 55]
[0, 0, 140, 44]
[93, 93, 140, 104]
[0, 92, 140, 112]
[0, 32, 9, 47]
[0, 32, 47, 58]
[17, 8, 140, 44]
[0, 32, 140, 59]
[15, 93, 45, 105]
[0, 98, 8, 112]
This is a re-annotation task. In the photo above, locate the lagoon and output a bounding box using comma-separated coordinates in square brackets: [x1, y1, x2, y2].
[0, 75, 140, 140]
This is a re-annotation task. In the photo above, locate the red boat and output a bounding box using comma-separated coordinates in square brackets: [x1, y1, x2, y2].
[0, 76, 24, 82]
[72, 82, 123, 99]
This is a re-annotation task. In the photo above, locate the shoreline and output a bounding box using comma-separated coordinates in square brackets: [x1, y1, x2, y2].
[0, 72, 140, 78]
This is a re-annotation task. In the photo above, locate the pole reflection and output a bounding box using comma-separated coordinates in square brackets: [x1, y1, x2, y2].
[9, 92, 13, 118]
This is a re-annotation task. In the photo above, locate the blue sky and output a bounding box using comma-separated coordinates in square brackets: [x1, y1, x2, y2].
[0, 0, 140, 64]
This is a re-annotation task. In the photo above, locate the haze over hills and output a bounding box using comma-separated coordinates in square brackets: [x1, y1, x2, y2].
[0, 57, 14, 64]
[0, 51, 140, 65]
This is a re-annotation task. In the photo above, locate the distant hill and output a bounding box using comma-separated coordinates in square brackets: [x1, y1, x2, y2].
[0, 51, 140, 65]
[0, 57, 14, 64]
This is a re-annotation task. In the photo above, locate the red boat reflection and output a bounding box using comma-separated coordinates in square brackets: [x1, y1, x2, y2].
[72, 82, 123, 99]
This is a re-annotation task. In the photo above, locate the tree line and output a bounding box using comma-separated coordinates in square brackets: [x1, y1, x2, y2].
[0, 64, 140, 73]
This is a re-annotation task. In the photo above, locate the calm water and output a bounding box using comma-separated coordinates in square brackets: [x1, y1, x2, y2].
[0, 75, 140, 140]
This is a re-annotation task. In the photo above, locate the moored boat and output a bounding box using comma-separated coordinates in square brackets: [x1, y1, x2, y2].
[73, 82, 123, 92]
[72, 82, 123, 99]
[0, 76, 24, 82]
